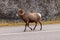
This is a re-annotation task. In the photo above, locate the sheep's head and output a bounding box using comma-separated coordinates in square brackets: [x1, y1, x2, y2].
[18, 9, 25, 15]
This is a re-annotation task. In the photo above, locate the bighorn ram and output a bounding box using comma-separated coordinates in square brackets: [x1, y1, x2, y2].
[17, 9, 42, 32]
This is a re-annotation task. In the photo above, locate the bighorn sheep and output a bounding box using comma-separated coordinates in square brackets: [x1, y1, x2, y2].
[17, 9, 42, 32]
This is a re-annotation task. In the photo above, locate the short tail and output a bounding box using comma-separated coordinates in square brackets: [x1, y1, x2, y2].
[37, 13, 41, 18]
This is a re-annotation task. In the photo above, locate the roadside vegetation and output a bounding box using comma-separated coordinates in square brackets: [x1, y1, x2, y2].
[0, 19, 60, 27]
[0, 0, 60, 27]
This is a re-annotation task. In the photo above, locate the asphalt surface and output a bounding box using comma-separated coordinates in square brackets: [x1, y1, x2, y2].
[0, 24, 60, 40]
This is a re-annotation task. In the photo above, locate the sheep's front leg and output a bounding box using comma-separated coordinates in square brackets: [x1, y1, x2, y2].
[24, 23, 27, 32]
[24, 22, 32, 32]
[28, 23, 32, 30]
[33, 22, 37, 30]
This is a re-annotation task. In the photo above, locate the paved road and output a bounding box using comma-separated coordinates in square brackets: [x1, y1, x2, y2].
[0, 24, 60, 40]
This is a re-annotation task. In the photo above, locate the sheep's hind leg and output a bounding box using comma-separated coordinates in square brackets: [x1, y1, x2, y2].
[39, 21, 42, 30]
[33, 22, 37, 30]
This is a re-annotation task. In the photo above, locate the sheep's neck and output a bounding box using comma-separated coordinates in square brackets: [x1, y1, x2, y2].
[20, 13, 28, 20]
[20, 13, 25, 18]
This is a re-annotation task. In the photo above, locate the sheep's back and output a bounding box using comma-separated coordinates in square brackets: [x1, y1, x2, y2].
[28, 13, 40, 21]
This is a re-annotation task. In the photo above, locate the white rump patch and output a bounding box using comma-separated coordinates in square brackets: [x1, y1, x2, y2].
[37, 13, 41, 18]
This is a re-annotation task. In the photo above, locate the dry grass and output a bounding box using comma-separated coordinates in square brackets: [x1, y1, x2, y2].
[42, 20, 60, 25]
[0, 20, 60, 27]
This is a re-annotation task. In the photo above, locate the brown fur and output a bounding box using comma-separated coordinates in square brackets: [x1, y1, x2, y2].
[17, 9, 42, 32]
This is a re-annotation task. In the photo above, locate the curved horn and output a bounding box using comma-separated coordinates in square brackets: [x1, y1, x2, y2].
[18, 9, 25, 15]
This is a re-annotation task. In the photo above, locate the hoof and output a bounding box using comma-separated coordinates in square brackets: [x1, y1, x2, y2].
[24, 30, 26, 32]
[40, 28, 42, 30]
[31, 28, 32, 30]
